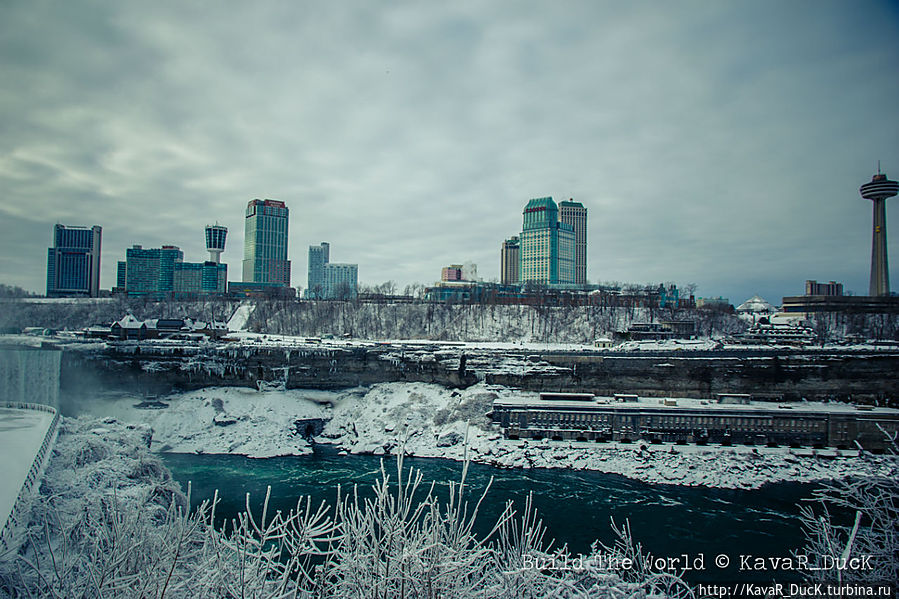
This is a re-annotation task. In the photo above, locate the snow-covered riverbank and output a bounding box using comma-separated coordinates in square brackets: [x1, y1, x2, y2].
[71, 382, 899, 489]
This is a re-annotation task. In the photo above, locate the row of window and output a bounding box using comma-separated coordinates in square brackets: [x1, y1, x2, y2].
[515, 410, 830, 433]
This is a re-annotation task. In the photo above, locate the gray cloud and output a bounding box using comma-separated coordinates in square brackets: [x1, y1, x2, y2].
[1, 0, 897, 304]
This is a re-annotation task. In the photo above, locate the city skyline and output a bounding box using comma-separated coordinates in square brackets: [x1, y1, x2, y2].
[1, 2, 897, 304]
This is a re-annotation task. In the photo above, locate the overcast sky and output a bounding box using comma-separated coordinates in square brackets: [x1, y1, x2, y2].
[1, 1, 897, 304]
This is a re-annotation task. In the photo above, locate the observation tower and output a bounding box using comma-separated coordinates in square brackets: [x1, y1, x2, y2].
[205, 224, 227, 264]
[859, 165, 898, 296]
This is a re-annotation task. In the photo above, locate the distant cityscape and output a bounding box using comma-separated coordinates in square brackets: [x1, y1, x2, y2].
[44, 194, 591, 301]
[42, 169, 899, 317]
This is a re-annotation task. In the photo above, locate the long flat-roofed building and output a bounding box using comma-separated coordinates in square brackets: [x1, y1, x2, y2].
[491, 393, 899, 451]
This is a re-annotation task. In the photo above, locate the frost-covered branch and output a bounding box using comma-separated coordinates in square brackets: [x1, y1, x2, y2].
[1, 418, 692, 598]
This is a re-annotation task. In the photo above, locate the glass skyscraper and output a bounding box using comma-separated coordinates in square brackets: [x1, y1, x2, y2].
[124, 245, 184, 298]
[46, 224, 102, 297]
[173, 261, 227, 298]
[243, 199, 290, 286]
[519, 197, 575, 286]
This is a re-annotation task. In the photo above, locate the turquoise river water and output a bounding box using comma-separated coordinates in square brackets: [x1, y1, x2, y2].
[162, 447, 831, 585]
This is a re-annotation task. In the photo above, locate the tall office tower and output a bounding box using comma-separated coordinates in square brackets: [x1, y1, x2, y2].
[307, 242, 330, 298]
[519, 197, 575, 286]
[500, 236, 520, 285]
[46, 224, 102, 297]
[205, 224, 227, 263]
[243, 199, 290, 286]
[559, 199, 587, 286]
[124, 245, 184, 298]
[860, 168, 898, 296]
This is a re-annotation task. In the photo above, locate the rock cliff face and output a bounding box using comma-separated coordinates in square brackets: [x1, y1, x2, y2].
[59, 342, 899, 405]
[60, 342, 478, 399]
[484, 351, 899, 404]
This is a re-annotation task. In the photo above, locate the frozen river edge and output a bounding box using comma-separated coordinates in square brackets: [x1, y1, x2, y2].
[72, 382, 899, 490]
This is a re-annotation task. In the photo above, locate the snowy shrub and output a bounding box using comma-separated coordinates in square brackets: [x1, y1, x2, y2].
[796, 475, 899, 584]
[1, 423, 690, 598]
[127, 458, 170, 482]
[72, 437, 112, 467]
[453, 392, 497, 427]
[796, 428, 899, 584]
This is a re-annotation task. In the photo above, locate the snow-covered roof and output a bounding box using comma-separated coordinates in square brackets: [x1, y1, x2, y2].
[736, 295, 775, 313]
[494, 394, 899, 416]
[113, 314, 145, 329]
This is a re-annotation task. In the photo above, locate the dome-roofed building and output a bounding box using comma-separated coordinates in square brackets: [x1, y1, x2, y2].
[736, 295, 776, 315]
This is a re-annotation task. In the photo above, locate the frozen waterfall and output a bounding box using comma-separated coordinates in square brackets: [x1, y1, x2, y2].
[0, 347, 61, 409]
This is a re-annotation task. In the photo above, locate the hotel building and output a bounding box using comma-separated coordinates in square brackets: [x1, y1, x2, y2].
[46, 224, 102, 297]
[520, 197, 575, 286]
[559, 199, 587, 285]
[123, 245, 184, 298]
[243, 199, 290, 286]
[307, 242, 358, 299]
[500, 236, 520, 285]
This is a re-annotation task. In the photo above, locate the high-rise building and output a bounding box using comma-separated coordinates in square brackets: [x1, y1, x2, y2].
[859, 168, 898, 296]
[559, 199, 587, 286]
[307, 242, 330, 297]
[173, 261, 227, 298]
[519, 197, 575, 286]
[46, 224, 102, 297]
[205, 224, 227, 264]
[115, 260, 127, 292]
[306, 242, 357, 299]
[322, 263, 358, 300]
[124, 245, 184, 298]
[500, 236, 520, 285]
[243, 199, 290, 286]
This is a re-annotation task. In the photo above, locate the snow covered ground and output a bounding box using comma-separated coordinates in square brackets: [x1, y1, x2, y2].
[73, 382, 898, 490]
[226, 302, 254, 331]
[76, 387, 328, 458]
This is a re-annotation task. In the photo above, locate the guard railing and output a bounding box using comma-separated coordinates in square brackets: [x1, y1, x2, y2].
[0, 402, 60, 554]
